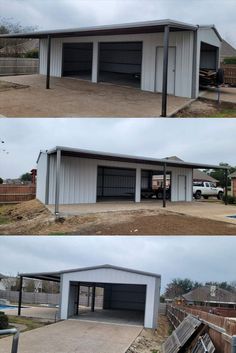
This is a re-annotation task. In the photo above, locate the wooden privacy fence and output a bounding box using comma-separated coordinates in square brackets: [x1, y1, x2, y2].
[0, 57, 39, 76]
[221, 64, 236, 86]
[0, 185, 36, 203]
[167, 305, 236, 353]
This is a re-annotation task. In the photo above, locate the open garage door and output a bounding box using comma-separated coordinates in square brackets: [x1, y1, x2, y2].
[199, 42, 219, 87]
[62, 43, 93, 80]
[98, 42, 142, 88]
[97, 166, 136, 201]
[141, 169, 172, 200]
[68, 282, 145, 326]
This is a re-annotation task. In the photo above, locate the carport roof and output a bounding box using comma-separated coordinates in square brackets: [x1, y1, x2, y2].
[0, 19, 198, 39]
[38, 146, 229, 170]
[19, 264, 161, 282]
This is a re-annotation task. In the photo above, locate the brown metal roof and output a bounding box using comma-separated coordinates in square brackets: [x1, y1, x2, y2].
[42, 146, 229, 170]
[193, 170, 218, 183]
[0, 19, 198, 39]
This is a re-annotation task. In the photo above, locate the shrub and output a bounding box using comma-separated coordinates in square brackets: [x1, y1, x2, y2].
[223, 57, 236, 65]
[24, 49, 39, 58]
[222, 195, 236, 204]
[0, 312, 9, 329]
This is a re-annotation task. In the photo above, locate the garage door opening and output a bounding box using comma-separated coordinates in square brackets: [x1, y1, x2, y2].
[98, 42, 142, 88]
[62, 43, 93, 80]
[199, 41, 219, 87]
[68, 282, 145, 326]
[141, 169, 172, 201]
[97, 166, 136, 201]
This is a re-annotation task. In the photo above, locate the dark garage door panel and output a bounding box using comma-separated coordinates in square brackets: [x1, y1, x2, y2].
[63, 43, 93, 75]
[104, 284, 146, 311]
[99, 42, 142, 74]
[97, 166, 136, 199]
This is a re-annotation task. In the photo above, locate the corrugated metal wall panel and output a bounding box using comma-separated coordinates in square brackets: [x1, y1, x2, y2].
[39, 31, 194, 97]
[36, 152, 47, 203]
[46, 155, 193, 204]
[61, 267, 160, 328]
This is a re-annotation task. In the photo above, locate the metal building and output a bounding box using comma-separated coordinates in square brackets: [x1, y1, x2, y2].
[0, 20, 222, 116]
[18, 264, 161, 329]
[36, 146, 229, 215]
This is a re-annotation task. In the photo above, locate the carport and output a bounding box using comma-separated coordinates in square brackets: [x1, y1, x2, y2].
[17, 265, 161, 329]
[36, 146, 230, 216]
[0, 19, 222, 117]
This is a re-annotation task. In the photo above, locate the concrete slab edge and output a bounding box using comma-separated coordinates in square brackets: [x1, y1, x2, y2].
[168, 98, 196, 117]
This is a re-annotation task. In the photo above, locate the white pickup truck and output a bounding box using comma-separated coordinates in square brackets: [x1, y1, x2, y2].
[193, 181, 224, 200]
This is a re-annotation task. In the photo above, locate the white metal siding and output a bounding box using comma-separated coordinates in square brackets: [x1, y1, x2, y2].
[36, 152, 47, 203]
[46, 155, 193, 204]
[39, 31, 194, 98]
[60, 268, 160, 329]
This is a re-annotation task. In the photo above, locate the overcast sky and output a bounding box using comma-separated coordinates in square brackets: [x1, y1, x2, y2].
[0, 236, 235, 292]
[0, 0, 236, 46]
[0, 118, 236, 179]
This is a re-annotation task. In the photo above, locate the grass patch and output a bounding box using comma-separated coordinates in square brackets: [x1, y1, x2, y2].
[7, 315, 52, 332]
[176, 98, 236, 117]
[0, 215, 10, 225]
[48, 232, 66, 235]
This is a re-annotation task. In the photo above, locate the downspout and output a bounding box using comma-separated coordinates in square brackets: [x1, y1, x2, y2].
[163, 162, 167, 208]
[17, 276, 23, 316]
[225, 169, 228, 205]
[46, 35, 51, 89]
[55, 148, 61, 217]
[161, 25, 170, 117]
[191, 27, 198, 99]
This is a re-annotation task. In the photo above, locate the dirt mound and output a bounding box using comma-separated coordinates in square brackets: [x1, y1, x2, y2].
[1, 199, 50, 221]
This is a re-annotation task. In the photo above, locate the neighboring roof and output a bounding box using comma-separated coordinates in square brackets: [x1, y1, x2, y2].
[37, 146, 229, 170]
[229, 171, 236, 178]
[193, 170, 218, 183]
[182, 286, 236, 304]
[0, 19, 200, 39]
[19, 264, 161, 282]
[220, 39, 236, 60]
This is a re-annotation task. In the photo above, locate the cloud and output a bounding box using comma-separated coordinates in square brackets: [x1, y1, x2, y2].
[0, 236, 235, 292]
[0, 118, 236, 179]
[0, 0, 235, 45]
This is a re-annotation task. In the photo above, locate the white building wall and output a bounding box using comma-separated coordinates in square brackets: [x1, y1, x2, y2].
[36, 152, 48, 203]
[39, 31, 194, 98]
[60, 268, 161, 329]
[46, 155, 193, 204]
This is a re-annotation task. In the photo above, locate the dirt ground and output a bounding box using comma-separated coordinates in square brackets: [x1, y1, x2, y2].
[176, 98, 236, 117]
[0, 74, 190, 117]
[1, 199, 236, 235]
[126, 315, 170, 353]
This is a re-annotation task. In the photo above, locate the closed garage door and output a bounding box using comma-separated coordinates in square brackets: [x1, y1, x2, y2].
[97, 166, 136, 200]
[62, 43, 93, 79]
[98, 42, 142, 88]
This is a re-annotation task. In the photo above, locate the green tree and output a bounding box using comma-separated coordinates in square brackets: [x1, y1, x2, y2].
[204, 163, 236, 187]
[205, 281, 234, 292]
[0, 177, 3, 184]
[164, 278, 202, 299]
[20, 172, 32, 183]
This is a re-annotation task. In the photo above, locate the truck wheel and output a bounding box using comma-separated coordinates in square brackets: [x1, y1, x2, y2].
[156, 191, 163, 199]
[203, 196, 209, 199]
[195, 190, 201, 199]
[217, 191, 223, 200]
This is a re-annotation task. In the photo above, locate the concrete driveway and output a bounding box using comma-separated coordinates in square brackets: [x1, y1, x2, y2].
[46, 200, 236, 225]
[0, 74, 191, 117]
[201, 87, 236, 103]
[0, 320, 142, 353]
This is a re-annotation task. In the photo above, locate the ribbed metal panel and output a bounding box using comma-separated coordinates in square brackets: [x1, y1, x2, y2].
[192, 333, 215, 353]
[163, 315, 203, 353]
[46, 155, 193, 204]
[39, 31, 195, 98]
[36, 152, 47, 203]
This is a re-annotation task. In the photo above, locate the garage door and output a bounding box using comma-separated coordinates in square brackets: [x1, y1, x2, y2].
[97, 166, 136, 200]
[98, 42, 142, 87]
[62, 43, 93, 78]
